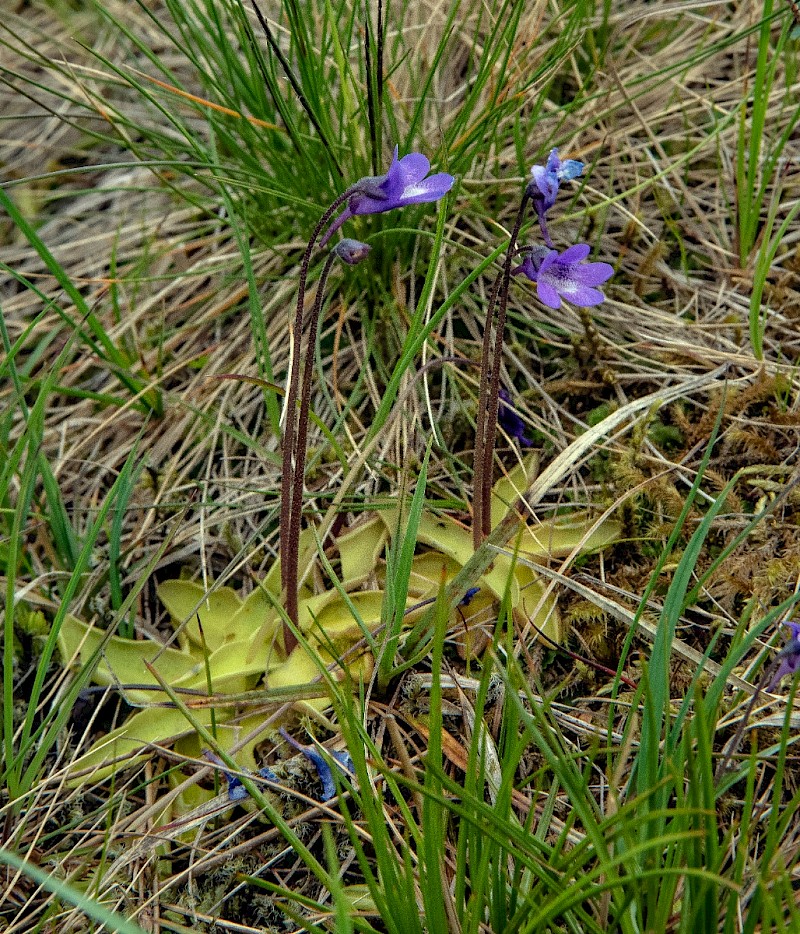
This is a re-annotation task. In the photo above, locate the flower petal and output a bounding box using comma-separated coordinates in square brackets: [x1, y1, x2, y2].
[203, 751, 281, 803]
[530, 163, 557, 205]
[769, 644, 800, 690]
[575, 261, 614, 287]
[279, 728, 350, 801]
[529, 149, 582, 219]
[537, 249, 559, 276]
[349, 193, 389, 216]
[559, 243, 591, 263]
[558, 159, 584, 181]
[395, 151, 431, 185]
[398, 171, 455, 205]
[785, 621, 800, 640]
[498, 389, 532, 446]
[511, 256, 538, 281]
[537, 280, 561, 308]
[459, 586, 481, 606]
[563, 284, 606, 306]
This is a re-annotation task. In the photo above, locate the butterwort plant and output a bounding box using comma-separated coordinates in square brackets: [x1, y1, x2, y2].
[280, 147, 453, 646]
[473, 148, 611, 549]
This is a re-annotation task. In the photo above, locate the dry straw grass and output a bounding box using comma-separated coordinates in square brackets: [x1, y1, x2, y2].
[3, 0, 800, 930]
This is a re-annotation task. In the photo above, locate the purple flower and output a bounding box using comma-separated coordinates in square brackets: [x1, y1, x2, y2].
[527, 148, 584, 247]
[768, 621, 800, 691]
[320, 147, 454, 246]
[279, 728, 353, 801]
[498, 388, 532, 446]
[512, 243, 613, 309]
[333, 238, 371, 265]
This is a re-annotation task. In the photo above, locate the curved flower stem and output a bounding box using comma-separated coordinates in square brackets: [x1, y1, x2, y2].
[472, 269, 503, 549]
[281, 191, 352, 643]
[283, 250, 339, 644]
[472, 192, 530, 550]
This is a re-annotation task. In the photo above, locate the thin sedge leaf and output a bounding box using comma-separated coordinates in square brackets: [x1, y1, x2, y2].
[0, 187, 153, 409]
[378, 441, 431, 689]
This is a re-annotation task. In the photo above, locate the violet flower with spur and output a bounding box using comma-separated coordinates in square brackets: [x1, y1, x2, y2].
[320, 146, 454, 246]
[768, 620, 800, 691]
[512, 243, 613, 309]
[498, 388, 532, 446]
[528, 148, 584, 248]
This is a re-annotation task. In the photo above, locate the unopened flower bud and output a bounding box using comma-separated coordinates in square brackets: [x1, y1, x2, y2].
[333, 238, 372, 265]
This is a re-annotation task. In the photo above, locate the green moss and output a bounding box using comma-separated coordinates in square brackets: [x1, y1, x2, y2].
[647, 419, 684, 452]
[586, 402, 616, 427]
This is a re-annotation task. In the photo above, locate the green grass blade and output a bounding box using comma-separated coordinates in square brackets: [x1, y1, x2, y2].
[0, 849, 147, 934]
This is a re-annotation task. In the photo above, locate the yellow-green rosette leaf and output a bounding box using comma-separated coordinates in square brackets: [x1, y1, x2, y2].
[67, 706, 218, 784]
[57, 615, 201, 705]
[229, 585, 281, 642]
[406, 510, 520, 606]
[173, 637, 279, 695]
[513, 562, 560, 643]
[514, 514, 621, 561]
[306, 591, 385, 645]
[491, 454, 539, 528]
[337, 516, 388, 585]
[156, 580, 243, 651]
[266, 642, 374, 715]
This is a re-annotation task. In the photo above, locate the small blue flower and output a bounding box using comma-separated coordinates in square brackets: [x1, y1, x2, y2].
[768, 621, 800, 691]
[498, 388, 532, 446]
[320, 147, 455, 246]
[527, 148, 584, 247]
[512, 243, 613, 309]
